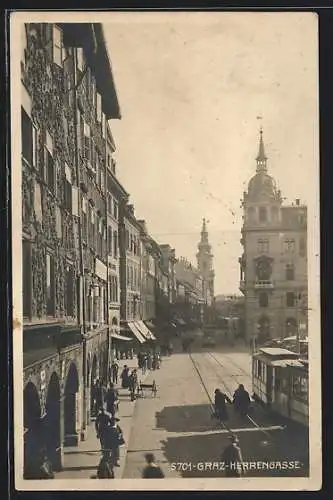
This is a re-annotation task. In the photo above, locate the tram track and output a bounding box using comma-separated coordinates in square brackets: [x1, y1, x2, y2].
[209, 351, 253, 382]
[189, 350, 283, 442]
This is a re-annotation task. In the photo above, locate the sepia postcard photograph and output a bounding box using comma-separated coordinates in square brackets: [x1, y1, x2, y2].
[10, 10, 321, 491]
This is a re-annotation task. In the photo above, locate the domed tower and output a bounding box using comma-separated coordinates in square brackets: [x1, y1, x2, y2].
[197, 218, 215, 300]
[240, 128, 282, 345]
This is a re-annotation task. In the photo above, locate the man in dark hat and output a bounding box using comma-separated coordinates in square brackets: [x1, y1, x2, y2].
[142, 453, 165, 478]
[221, 435, 245, 477]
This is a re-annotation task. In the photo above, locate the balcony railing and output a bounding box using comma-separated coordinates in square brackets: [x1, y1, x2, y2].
[254, 279, 274, 289]
[239, 280, 246, 292]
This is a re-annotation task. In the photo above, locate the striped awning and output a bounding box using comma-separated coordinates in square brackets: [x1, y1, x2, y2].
[127, 322, 146, 344]
[136, 320, 156, 341]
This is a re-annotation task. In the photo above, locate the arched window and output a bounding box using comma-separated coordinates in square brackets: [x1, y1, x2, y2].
[259, 292, 269, 308]
[259, 206, 267, 223]
[285, 263, 295, 281]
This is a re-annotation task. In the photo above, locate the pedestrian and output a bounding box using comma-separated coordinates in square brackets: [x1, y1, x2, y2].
[95, 407, 113, 454]
[97, 452, 115, 479]
[105, 383, 119, 417]
[233, 384, 251, 419]
[120, 365, 130, 389]
[221, 435, 245, 477]
[110, 361, 119, 385]
[104, 417, 123, 467]
[129, 369, 138, 401]
[213, 388, 232, 423]
[142, 453, 165, 478]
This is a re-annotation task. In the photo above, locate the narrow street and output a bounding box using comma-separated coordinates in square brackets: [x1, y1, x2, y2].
[123, 344, 309, 479]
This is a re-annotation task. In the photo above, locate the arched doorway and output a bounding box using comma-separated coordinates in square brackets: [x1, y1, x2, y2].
[44, 372, 61, 470]
[24, 382, 42, 478]
[64, 363, 79, 447]
[285, 317, 297, 337]
[257, 316, 270, 343]
[90, 354, 98, 418]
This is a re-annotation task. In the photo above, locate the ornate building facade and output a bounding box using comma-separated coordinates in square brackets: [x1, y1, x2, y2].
[21, 22, 122, 476]
[239, 130, 308, 346]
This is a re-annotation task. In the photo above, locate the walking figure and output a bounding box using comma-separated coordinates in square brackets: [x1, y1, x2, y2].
[110, 361, 119, 385]
[120, 365, 130, 389]
[105, 383, 119, 417]
[213, 388, 232, 424]
[233, 384, 251, 419]
[95, 407, 113, 453]
[221, 435, 245, 477]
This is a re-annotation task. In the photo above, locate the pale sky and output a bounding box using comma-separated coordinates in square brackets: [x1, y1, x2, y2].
[104, 12, 318, 295]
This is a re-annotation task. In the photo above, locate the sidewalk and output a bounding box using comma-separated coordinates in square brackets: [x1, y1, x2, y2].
[56, 358, 150, 479]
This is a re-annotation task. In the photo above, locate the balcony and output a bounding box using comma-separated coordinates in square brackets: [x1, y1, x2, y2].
[239, 280, 246, 293]
[254, 279, 274, 289]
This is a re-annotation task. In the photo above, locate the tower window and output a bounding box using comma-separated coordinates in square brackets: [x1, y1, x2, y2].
[257, 239, 269, 254]
[299, 237, 306, 257]
[286, 263, 295, 281]
[284, 239, 295, 253]
[286, 292, 295, 308]
[259, 207, 267, 223]
[259, 292, 269, 308]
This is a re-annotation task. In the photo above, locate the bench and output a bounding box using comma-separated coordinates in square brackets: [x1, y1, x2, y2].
[139, 380, 157, 398]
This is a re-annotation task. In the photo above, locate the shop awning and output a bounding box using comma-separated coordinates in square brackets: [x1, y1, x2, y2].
[111, 333, 132, 341]
[137, 320, 156, 341]
[127, 322, 146, 344]
[133, 321, 153, 341]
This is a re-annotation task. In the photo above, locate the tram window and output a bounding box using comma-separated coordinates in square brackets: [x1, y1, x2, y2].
[275, 369, 281, 391]
[258, 360, 262, 379]
[262, 364, 266, 382]
[292, 375, 308, 400]
[281, 377, 288, 392]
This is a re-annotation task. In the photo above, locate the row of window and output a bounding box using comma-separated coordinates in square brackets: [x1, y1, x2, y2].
[127, 264, 140, 290]
[248, 206, 306, 226]
[257, 238, 306, 257]
[127, 297, 139, 320]
[258, 291, 305, 308]
[125, 229, 140, 256]
[107, 193, 119, 220]
[109, 275, 119, 303]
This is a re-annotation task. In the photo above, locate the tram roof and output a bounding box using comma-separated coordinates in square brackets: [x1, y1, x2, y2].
[259, 347, 299, 357]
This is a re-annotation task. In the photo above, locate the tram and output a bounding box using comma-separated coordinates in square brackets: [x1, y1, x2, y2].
[252, 347, 309, 427]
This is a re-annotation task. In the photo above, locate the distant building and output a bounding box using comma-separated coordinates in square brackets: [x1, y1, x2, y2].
[239, 129, 308, 345]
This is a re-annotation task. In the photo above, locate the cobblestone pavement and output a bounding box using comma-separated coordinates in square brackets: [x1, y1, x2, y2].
[122, 347, 309, 479]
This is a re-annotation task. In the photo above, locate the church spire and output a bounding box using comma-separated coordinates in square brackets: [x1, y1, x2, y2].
[256, 127, 267, 173]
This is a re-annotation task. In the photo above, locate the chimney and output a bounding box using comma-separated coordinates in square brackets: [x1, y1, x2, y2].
[296, 199, 300, 206]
